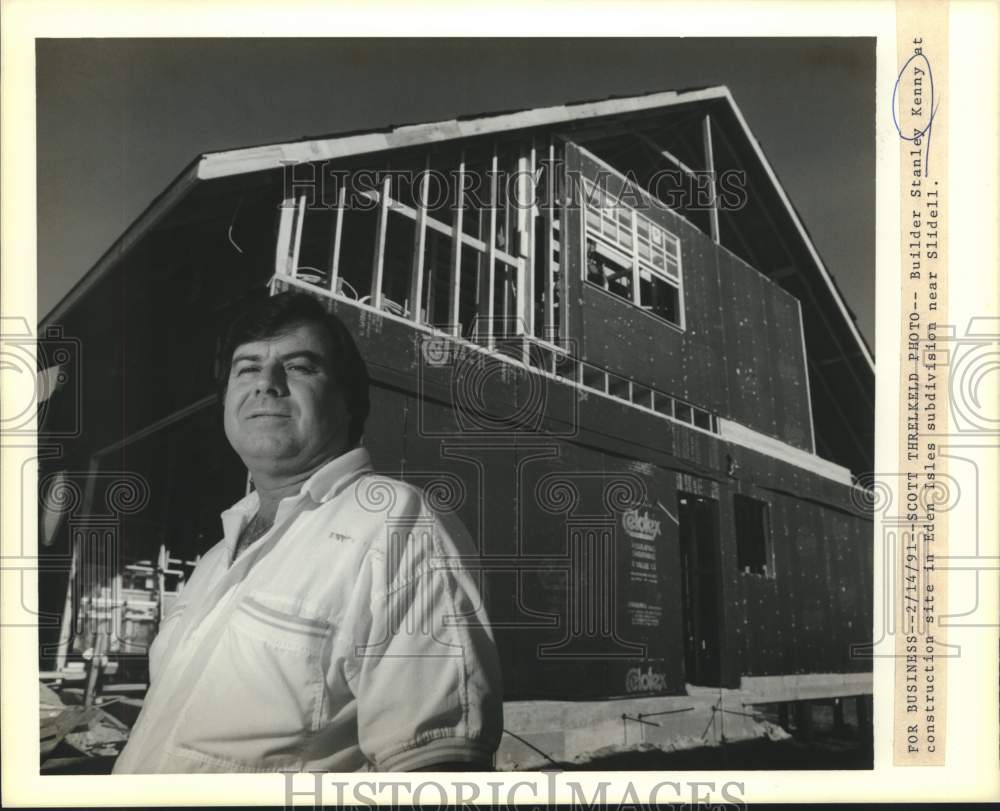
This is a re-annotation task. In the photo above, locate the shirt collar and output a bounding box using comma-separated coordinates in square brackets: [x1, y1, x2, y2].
[219, 447, 373, 542]
[300, 446, 373, 503]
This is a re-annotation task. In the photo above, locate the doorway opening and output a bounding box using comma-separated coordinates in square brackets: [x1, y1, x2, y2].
[677, 490, 724, 687]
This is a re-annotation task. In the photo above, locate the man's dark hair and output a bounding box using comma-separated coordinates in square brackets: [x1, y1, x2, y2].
[218, 291, 370, 447]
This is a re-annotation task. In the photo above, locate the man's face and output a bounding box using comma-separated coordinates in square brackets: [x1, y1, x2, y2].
[223, 322, 350, 479]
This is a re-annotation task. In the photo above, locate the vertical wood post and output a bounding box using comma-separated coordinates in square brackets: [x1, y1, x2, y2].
[702, 114, 720, 244]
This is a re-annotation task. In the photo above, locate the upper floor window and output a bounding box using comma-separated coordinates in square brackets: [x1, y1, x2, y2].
[581, 177, 683, 329]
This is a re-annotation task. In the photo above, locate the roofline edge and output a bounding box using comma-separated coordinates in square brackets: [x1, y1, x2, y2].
[718, 87, 876, 374]
[41, 159, 203, 330]
[196, 86, 733, 181]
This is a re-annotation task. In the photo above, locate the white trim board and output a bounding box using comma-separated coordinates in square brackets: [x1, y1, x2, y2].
[718, 417, 854, 487]
[196, 87, 732, 181]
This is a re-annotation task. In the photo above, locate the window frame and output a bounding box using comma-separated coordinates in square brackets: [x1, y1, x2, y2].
[579, 174, 685, 331]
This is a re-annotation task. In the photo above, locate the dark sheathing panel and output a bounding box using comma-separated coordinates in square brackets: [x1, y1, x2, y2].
[41, 111, 874, 700]
[573, 110, 873, 474]
[568, 143, 817, 450]
[718, 249, 764, 429]
[679, 228, 724, 414]
[765, 290, 813, 451]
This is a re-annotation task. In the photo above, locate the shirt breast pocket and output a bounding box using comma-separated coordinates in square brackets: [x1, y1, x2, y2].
[172, 592, 334, 770]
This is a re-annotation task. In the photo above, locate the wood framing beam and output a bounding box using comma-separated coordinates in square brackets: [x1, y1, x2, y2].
[290, 195, 306, 272]
[630, 128, 699, 178]
[545, 139, 557, 343]
[702, 114, 720, 244]
[371, 174, 391, 309]
[525, 141, 537, 343]
[797, 298, 818, 454]
[449, 154, 465, 335]
[486, 148, 498, 350]
[273, 196, 296, 276]
[517, 151, 530, 338]
[328, 184, 346, 294]
[410, 160, 430, 322]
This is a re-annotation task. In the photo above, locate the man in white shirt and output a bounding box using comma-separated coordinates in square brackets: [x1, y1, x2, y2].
[113, 291, 503, 773]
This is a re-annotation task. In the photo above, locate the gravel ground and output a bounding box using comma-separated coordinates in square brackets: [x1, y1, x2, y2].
[549, 734, 873, 770]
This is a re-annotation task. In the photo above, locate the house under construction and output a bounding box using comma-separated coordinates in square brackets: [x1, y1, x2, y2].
[38, 86, 874, 767]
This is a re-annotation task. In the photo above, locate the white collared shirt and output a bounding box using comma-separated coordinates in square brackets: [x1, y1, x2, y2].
[112, 448, 503, 773]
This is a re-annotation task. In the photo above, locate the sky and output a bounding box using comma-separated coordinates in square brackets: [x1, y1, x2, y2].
[36, 38, 875, 346]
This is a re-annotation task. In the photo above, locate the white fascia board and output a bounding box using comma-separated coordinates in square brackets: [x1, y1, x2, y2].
[718, 417, 854, 487]
[196, 87, 731, 181]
